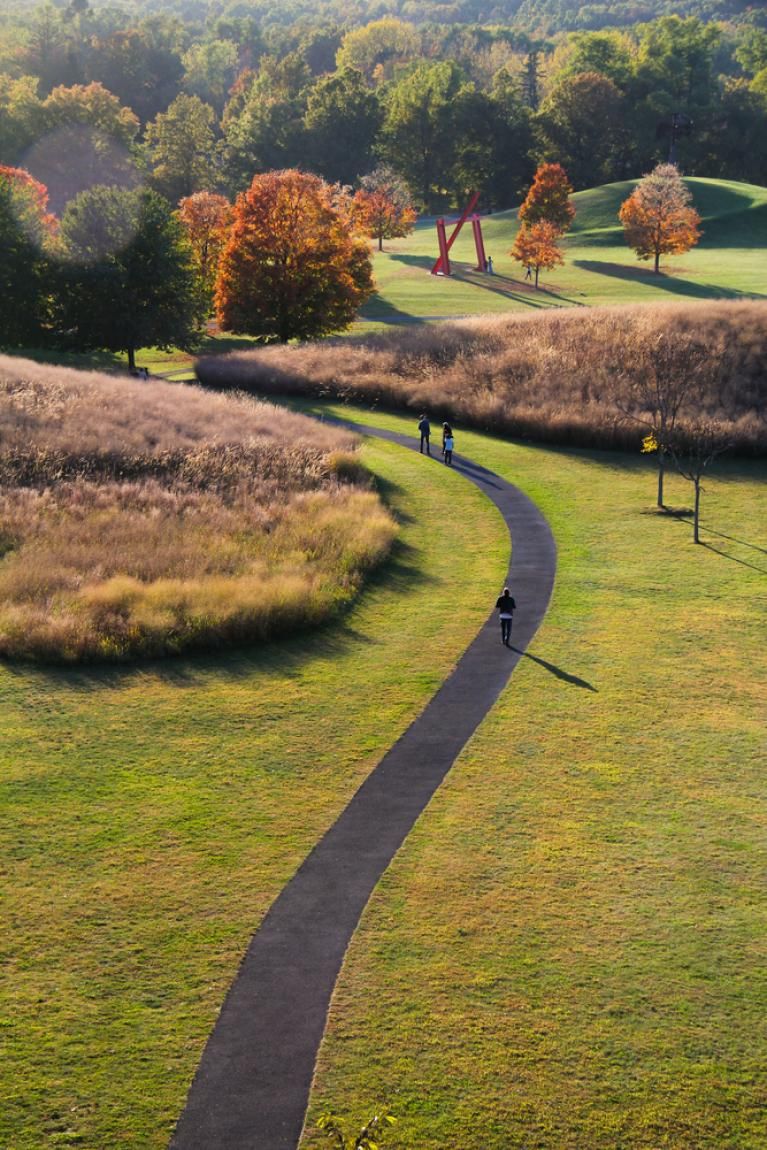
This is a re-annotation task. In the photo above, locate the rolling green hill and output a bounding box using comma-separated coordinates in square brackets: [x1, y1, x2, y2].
[359, 178, 767, 328]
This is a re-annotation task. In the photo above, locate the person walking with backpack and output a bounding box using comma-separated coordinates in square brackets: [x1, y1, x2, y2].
[418, 414, 431, 455]
[495, 586, 516, 645]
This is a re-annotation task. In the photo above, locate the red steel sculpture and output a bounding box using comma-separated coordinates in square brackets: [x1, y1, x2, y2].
[431, 191, 486, 276]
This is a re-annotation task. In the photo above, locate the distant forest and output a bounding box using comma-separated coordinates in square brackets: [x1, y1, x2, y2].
[1, 0, 766, 219]
[2, 0, 766, 35]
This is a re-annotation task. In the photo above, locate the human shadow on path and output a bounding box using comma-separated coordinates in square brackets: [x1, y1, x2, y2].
[510, 647, 598, 692]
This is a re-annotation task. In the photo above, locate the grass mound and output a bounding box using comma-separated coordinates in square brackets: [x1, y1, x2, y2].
[196, 300, 767, 455]
[0, 357, 396, 662]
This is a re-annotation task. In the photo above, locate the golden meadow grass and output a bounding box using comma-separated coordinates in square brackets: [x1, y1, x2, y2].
[0, 356, 396, 662]
[197, 301, 767, 455]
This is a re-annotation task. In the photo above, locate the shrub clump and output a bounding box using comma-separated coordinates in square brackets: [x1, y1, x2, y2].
[0, 357, 397, 662]
[196, 301, 767, 455]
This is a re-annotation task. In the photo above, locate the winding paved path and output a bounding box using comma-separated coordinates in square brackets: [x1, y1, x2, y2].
[170, 421, 557, 1150]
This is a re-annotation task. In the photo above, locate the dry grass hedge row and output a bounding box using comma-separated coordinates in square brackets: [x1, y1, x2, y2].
[0, 356, 396, 663]
[197, 301, 767, 455]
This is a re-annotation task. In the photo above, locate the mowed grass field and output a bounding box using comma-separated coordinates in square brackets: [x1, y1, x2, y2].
[1, 440, 507, 1149]
[297, 407, 767, 1149]
[359, 178, 767, 328]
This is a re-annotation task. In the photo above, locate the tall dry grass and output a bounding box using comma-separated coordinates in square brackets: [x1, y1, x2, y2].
[197, 301, 767, 455]
[0, 356, 396, 662]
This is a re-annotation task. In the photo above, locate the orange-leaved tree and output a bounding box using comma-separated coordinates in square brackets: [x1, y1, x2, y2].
[510, 221, 564, 288]
[216, 169, 374, 343]
[619, 163, 701, 273]
[352, 164, 416, 251]
[518, 162, 575, 234]
[178, 191, 232, 301]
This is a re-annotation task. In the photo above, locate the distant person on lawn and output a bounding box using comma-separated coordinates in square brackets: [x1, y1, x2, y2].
[441, 422, 452, 456]
[443, 429, 454, 466]
[496, 587, 516, 645]
[418, 414, 431, 455]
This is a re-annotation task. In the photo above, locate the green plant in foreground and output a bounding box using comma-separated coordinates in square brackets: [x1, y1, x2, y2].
[317, 1106, 397, 1149]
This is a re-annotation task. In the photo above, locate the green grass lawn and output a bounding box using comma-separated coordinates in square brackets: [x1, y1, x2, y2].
[358, 178, 767, 329]
[298, 406, 767, 1150]
[0, 440, 507, 1149]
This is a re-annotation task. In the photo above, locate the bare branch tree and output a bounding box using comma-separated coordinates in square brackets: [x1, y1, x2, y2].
[616, 332, 709, 507]
[668, 418, 732, 544]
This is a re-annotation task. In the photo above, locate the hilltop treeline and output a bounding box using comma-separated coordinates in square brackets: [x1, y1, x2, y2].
[196, 301, 767, 455]
[1, 4, 766, 216]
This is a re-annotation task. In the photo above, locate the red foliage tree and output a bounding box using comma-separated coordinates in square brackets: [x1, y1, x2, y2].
[0, 164, 58, 247]
[518, 162, 575, 234]
[215, 169, 374, 343]
[510, 220, 564, 288]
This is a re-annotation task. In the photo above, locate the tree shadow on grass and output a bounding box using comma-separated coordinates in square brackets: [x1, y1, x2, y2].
[382, 253, 581, 309]
[509, 647, 598, 692]
[3, 537, 431, 694]
[573, 259, 766, 301]
[645, 506, 767, 572]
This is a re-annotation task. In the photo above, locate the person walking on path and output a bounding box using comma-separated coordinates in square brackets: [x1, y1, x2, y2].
[443, 428, 454, 466]
[441, 422, 452, 456]
[496, 586, 516, 645]
[487, 255, 494, 275]
[418, 414, 431, 455]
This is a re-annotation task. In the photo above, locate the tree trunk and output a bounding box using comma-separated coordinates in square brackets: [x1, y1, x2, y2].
[378, 233, 383, 252]
[534, 266, 540, 288]
[657, 450, 665, 507]
[693, 477, 701, 543]
[654, 250, 660, 273]
[127, 346, 136, 372]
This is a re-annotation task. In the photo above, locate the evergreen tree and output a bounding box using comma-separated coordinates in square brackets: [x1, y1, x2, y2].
[56, 186, 205, 369]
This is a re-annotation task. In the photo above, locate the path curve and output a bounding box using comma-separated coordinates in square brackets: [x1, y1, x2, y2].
[170, 421, 557, 1150]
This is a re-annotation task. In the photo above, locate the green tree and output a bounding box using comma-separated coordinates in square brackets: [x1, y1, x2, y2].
[86, 28, 184, 123]
[304, 68, 382, 185]
[29, 81, 141, 214]
[0, 75, 44, 165]
[537, 71, 626, 189]
[56, 186, 204, 370]
[182, 39, 240, 116]
[382, 60, 465, 208]
[336, 18, 420, 86]
[223, 54, 309, 188]
[215, 169, 373, 343]
[0, 167, 55, 347]
[559, 30, 633, 89]
[145, 94, 218, 205]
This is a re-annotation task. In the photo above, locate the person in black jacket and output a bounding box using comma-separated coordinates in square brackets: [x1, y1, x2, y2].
[495, 587, 516, 645]
[417, 414, 431, 455]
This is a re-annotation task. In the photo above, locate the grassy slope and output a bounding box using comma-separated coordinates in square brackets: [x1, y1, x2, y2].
[300, 407, 767, 1149]
[360, 178, 767, 328]
[1, 439, 507, 1149]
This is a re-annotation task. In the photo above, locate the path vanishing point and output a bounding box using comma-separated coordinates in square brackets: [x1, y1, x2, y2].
[170, 419, 557, 1150]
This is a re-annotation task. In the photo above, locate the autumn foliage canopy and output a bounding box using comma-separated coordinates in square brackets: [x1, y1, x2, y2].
[518, 162, 576, 234]
[511, 220, 564, 287]
[215, 169, 374, 343]
[352, 165, 416, 251]
[178, 191, 232, 297]
[619, 163, 702, 272]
